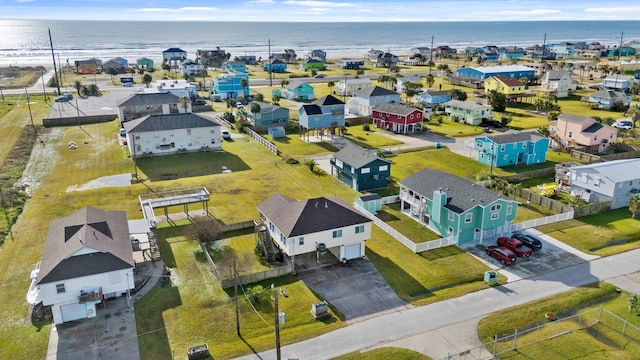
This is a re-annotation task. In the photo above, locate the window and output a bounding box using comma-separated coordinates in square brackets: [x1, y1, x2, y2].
[448, 211, 454, 221]
[503, 155, 508, 160]
[490, 204, 502, 211]
[448, 227, 454, 235]
[335, 159, 343, 169]
[379, 165, 388, 171]
[299, 237, 304, 246]
[332, 229, 343, 238]
[56, 283, 65, 294]
[594, 135, 598, 141]
[465, 213, 473, 223]
[523, 142, 527, 149]
[476, 141, 482, 147]
[491, 212, 499, 220]
[568, 131, 573, 138]
[135, 135, 140, 140]
[501, 145, 506, 151]
[355, 225, 365, 234]
[361, 167, 370, 174]
[507, 205, 513, 215]
[211, 139, 216, 144]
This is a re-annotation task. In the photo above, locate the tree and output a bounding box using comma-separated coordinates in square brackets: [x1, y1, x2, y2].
[630, 195, 640, 219]
[107, 68, 118, 84]
[487, 90, 506, 112]
[179, 96, 190, 112]
[305, 159, 317, 172]
[424, 74, 435, 88]
[327, 81, 335, 93]
[449, 89, 467, 101]
[280, 79, 289, 88]
[253, 93, 264, 102]
[162, 63, 171, 75]
[627, 103, 640, 129]
[272, 95, 280, 105]
[89, 84, 100, 96]
[403, 81, 422, 103]
[138, 68, 145, 82]
[185, 216, 221, 243]
[537, 126, 550, 137]
[240, 77, 249, 97]
[74, 80, 82, 96]
[250, 102, 261, 120]
[142, 74, 153, 88]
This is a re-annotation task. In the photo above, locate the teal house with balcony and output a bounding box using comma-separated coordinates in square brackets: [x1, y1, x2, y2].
[264, 59, 287, 73]
[299, 95, 345, 131]
[250, 102, 290, 132]
[399, 169, 518, 244]
[212, 73, 249, 100]
[284, 81, 315, 101]
[473, 132, 549, 168]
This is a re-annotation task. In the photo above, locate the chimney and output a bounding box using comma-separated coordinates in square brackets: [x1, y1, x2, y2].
[324, 202, 328, 208]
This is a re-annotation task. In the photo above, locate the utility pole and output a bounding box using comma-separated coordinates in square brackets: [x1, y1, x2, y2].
[24, 88, 42, 144]
[429, 35, 434, 75]
[41, 70, 48, 102]
[541, 33, 547, 68]
[274, 288, 281, 360]
[618, 32, 624, 62]
[234, 259, 240, 336]
[48, 27, 61, 95]
[268, 39, 273, 87]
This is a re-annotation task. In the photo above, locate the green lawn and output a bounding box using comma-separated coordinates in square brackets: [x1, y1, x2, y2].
[270, 134, 339, 158]
[424, 119, 487, 138]
[477, 283, 640, 359]
[367, 227, 499, 306]
[333, 347, 432, 360]
[136, 227, 344, 360]
[342, 125, 404, 149]
[536, 208, 640, 256]
[376, 203, 441, 243]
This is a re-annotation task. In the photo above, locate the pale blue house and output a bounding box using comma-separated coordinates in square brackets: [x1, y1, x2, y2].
[284, 81, 315, 101]
[473, 132, 549, 168]
[420, 89, 451, 107]
[264, 59, 287, 73]
[212, 73, 250, 100]
[399, 169, 518, 244]
[299, 95, 345, 130]
[455, 65, 535, 81]
[225, 61, 247, 73]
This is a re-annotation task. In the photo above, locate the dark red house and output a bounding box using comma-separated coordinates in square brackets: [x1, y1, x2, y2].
[371, 103, 423, 134]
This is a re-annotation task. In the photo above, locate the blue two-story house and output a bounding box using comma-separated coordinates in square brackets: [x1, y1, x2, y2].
[473, 132, 549, 168]
[455, 65, 536, 81]
[212, 73, 250, 100]
[420, 89, 451, 108]
[299, 95, 345, 131]
[330, 145, 391, 191]
[225, 61, 247, 73]
[264, 59, 287, 73]
[399, 169, 519, 244]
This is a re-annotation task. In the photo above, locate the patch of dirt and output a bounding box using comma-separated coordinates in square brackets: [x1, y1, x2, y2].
[14, 127, 62, 196]
[0, 66, 47, 89]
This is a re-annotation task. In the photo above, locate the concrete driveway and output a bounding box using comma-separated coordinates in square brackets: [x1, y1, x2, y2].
[296, 258, 412, 322]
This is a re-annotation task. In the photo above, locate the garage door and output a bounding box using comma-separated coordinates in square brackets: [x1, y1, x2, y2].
[61, 303, 87, 323]
[344, 243, 362, 260]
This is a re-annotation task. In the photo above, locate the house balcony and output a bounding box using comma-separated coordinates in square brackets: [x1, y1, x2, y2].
[78, 288, 103, 304]
[400, 192, 423, 207]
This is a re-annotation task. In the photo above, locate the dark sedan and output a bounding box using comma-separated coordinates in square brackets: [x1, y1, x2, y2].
[486, 246, 517, 265]
[497, 237, 534, 257]
[511, 233, 543, 251]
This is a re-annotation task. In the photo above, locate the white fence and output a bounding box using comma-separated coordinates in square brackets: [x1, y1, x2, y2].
[245, 127, 278, 155]
[511, 210, 574, 232]
[380, 195, 399, 204]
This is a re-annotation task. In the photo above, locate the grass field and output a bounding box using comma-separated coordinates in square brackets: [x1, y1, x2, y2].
[334, 347, 432, 360]
[477, 283, 640, 359]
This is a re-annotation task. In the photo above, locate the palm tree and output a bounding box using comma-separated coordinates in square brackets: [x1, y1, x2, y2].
[179, 96, 190, 113]
[142, 74, 153, 88]
[327, 81, 335, 94]
[74, 80, 82, 96]
[138, 68, 145, 82]
[162, 63, 171, 75]
[250, 102, 261, 121]
[627, 103, 640, 129]
[424, 74, 435, 88]
[629, 195, 640, 218]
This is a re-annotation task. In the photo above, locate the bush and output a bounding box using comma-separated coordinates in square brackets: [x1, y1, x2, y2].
[362, 123, 370, 131]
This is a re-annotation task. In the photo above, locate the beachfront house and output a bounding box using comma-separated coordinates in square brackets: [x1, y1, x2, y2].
[74, 58, 102, 75]
[587, 89, 632, 110]
[162, 48, 187, 69]
[264, 59, 287, 73]
[136, 57, 154, 69]
[568, 159, 640, 209]
[367, 49, 399, 68]
[455, 65, 536, 81]
[123, 113, 221, 158]
[443, 100, 492, 126]
[398, 169, 518, 244]
[102, 59, 127, 73]
[147, 79, 197, 99]
[540, 70, 573, 98]
[212, 73, 250, 100]
[330, 145, 391, 191]
[339, 59, 365, 70]
[237, 55, 257, 65]
[249, 102, 290, 132]
[298, 95, 345, 132]
[484, 76, 526, 96]
[420, 90, 452, 108]
[552, 113, 617, 153]
[179, 59, 203, 76]
[301, 59, 325, 71]
[371, 103, 423, 134]
[257, 194, 372, 265]
[551, 42, 576, 59]
[346, 86, 401, 116]
[309, 49, 327, 62]
[225, 61, 247, 73]
[335, 78, 373, 96]
[117, 92, 186, 123]
[196, 48, 228, 68]
[410, 46, 433, 56]
[36, 206, 135, 324]
[473, 132, 549, 167]
[283, 81, 315, 101]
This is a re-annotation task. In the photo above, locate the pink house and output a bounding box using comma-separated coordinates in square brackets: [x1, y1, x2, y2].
[554, 113, 617, 153]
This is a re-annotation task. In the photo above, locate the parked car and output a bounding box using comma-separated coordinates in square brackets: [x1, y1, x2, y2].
[222, 131, 231, 140]
[612, 120, 632, 130]
[497, 237, 533, 257]
[237, 103, 244, 109]
[54, 93, 73, 103]
[119, 128, 126, 137]
[511, 233, 543, 251]
[483, 120, 503, 128]
[193, 98, 206, 106]
[314, 74, 325, 78]
[486, 246, 517, 265]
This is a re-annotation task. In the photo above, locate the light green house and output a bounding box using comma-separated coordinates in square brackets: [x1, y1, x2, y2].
[444, 99, 492, 126]
[136, 57, 154, 69]
[284, 81, 315, 101]
[399, 169, 518, 244]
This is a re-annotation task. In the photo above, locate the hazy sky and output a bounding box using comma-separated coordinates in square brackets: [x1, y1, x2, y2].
[1, 0, 640, 22]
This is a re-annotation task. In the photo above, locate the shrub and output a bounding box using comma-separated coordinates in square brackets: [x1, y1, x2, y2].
[362, 123, 370, 131]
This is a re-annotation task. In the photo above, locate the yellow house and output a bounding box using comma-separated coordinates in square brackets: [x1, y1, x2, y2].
[484, 76, 526, 95]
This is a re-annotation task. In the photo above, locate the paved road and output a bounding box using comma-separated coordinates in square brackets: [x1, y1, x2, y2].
[235, 248, 640, 360]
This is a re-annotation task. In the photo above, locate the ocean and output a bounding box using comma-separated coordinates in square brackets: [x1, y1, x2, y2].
[0, 19, 639, 67]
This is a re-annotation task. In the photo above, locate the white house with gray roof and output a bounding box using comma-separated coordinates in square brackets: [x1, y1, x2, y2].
[36, 206, 134, 324]
[123, 113, 220, 157]
[399, 169, 518, 244]
[569, 159, 640, 209]
[117, 92, 188, 123]
[540, 70, 574, 98]
[257, 194, 372, 266]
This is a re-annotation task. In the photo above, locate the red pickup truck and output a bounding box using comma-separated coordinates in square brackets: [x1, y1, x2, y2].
[497, 237, 533, 257]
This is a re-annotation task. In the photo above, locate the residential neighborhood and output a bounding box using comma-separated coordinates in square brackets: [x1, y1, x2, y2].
[3, 27, 640, 360]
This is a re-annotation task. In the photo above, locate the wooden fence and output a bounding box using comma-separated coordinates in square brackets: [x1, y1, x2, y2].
[219, 220, 254, 233]
[500, 167, 555, 182]
[43, 114, 116, 127]
[571, 149, 640, 163]
[245, 127, 278, 155]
